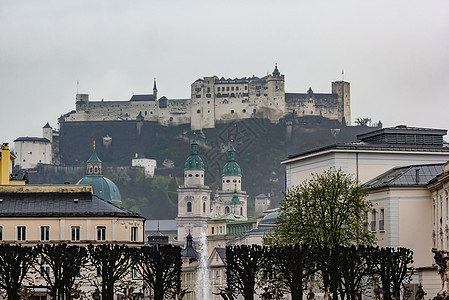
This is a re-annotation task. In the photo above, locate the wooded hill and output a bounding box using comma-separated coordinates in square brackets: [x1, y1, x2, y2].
[28, 117, 375, 219]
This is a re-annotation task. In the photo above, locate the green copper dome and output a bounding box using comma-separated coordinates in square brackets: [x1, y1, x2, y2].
[184, 136, 205, 171]
[222, 145, 241, 176]
[77, 176, 122, 203]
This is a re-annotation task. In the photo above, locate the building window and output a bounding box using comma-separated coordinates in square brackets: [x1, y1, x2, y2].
[231, 110, 234, 114]
[203, 202, 206, 213]
[97, 226, 106, 241]
[130, 266, 139, 279]
[197, 109, 201, 113]
[17, 226, 26, 241]
[379, 209, 385, 231]
[0, 226, 2, 241]
[217, 87, 221, 91]
[71, 226, 80, 242]
[225, 206, 230, 214]
[211, 227, 214, 235]
[40, 226, 50, 241]
[187, 202, 192, 212]
[40, 259, 50, 277]
[131, 226, 138, 242]
[371, 210, 377, 232]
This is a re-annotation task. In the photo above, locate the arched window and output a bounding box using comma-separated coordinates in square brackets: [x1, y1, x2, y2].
[187, 202, 192, 212]
[240, 207, 243, 216]
[203, 202, 206, 213]
[225, 206, 230, 214]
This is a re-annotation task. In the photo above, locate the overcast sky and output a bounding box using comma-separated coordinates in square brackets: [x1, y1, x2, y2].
[1, 0, 448, 147]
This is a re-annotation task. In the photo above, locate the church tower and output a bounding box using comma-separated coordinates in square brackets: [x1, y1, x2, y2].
[176, 134, 211, 243]
[211, 143, 248, 217]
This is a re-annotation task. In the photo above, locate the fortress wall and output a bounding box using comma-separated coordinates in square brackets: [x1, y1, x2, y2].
[61, 71, 349, 129]
[158, 98, 191, 126]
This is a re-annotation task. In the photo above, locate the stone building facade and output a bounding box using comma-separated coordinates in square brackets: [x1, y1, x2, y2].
[59, 66, 351, 129]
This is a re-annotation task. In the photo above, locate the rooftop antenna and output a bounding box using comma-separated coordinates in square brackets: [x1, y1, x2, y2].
[342, 69, 344, 81]
[77, 80, 79, 94]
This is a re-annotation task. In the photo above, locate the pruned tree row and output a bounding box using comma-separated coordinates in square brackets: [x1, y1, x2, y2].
[0, 243, 182, 300]
[226, 244, 414, 300]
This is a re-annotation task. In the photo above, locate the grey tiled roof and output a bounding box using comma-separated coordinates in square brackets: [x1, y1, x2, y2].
[0, 193, 143, 218]
[215, 247, 226, 264]
[129, 94, 156, 101]
[364, 164, 444, 190]
[145, 220, 177, 232]
[14, 137, 50, 143]
[286, 142, 449, 160]
[285, 93, 338, 107]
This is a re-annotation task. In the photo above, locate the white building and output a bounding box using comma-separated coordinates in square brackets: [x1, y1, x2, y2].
[364, 164, 444, 296]
[282, 125, 449, 296]
[132, 153, 157, 178]
[13, 123, 57, 169]
[282, 125, 449, 187]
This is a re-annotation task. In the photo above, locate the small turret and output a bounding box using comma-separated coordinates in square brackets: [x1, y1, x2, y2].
[42, 122, 53, 143]
[86, 141, 102, 175]
[272, 63, 280, 77]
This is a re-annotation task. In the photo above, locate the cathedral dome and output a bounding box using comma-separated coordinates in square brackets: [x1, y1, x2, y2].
[184, 135, 205, 171]
[222, 145, 241, 177]
[77, 143, 122, 205]
[77, 176, 122, 204]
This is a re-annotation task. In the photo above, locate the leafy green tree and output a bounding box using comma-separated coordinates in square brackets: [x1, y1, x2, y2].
[269, 169, 375, 297]
[269, 169, 374, 247]
[0, 244, 35, 300]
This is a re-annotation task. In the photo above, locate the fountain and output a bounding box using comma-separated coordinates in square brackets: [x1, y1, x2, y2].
[195, 230, 211, 300]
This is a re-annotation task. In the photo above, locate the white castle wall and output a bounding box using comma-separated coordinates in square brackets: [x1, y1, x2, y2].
[60, 68, 350, 129]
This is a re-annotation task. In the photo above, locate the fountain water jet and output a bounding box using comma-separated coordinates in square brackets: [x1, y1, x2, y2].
[195, 230, 211, 300]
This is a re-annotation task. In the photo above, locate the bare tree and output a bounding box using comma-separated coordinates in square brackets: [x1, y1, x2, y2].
[134, 244, 182, 300]
[87, 244, 134, 300]
[226, 245, 267, 300]
[0, 244, 35, 300]
[35, 244, 87, 300]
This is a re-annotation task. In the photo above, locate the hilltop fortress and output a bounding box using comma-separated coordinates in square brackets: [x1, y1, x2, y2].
[60, 65, 351, 129]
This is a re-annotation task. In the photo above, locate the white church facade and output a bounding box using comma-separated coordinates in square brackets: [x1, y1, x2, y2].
[176, 135, 248, 242]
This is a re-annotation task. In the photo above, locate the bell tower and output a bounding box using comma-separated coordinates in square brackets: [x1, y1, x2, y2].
[176, 133, 211, 243]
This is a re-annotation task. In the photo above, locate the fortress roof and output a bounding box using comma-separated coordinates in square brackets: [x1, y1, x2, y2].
[285, 92, 338, 106]
[130, 94, 156, 101]
[14, 137, 50, 143]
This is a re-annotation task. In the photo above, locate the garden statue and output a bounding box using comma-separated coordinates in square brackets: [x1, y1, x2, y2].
[415, 283, 426, 300]
[307, 291, 315, 300]
[373, 279, 384, 300]
[433, 248, 449, 297]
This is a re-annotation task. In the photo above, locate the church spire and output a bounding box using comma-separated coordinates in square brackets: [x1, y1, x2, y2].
[153, 78, 158, 99]
[231, 184, 240, 205]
